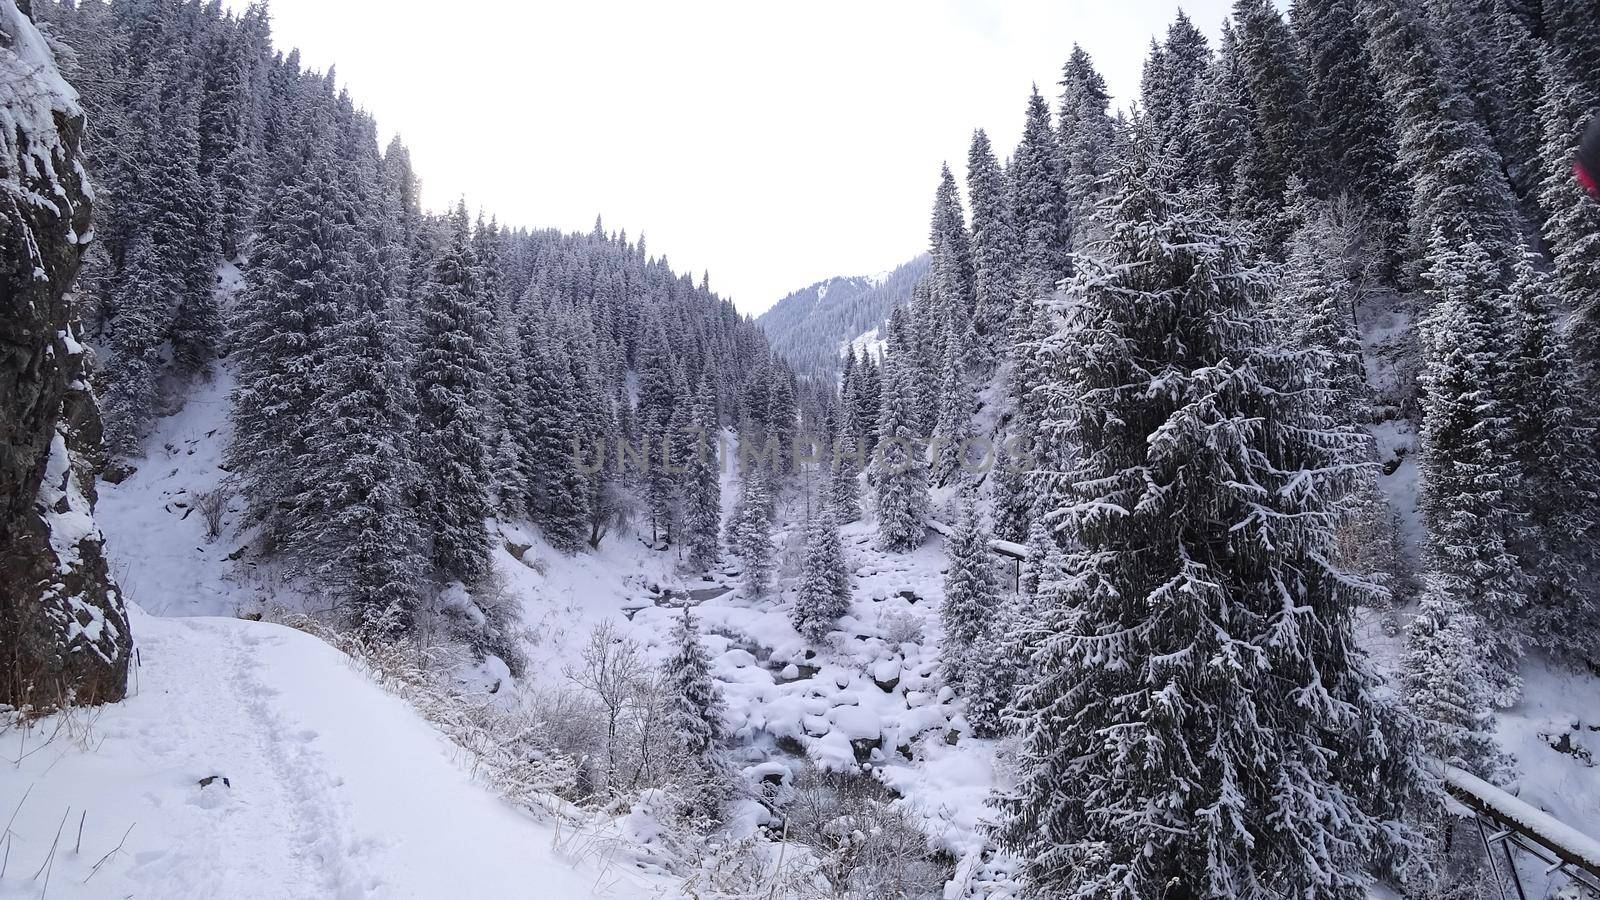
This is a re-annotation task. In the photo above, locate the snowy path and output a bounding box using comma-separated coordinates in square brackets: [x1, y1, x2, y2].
[0, 609, 670, 899]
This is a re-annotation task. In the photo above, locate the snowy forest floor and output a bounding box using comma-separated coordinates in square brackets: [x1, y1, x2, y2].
[6, 358, 1600, 898]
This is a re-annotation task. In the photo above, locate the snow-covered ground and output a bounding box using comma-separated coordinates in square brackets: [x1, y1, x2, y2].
[0, 608, 672, 900]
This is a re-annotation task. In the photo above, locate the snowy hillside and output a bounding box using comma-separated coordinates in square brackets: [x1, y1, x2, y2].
[758, 256, 929, 377]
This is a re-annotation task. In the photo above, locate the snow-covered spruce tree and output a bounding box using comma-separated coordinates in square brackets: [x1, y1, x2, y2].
[1059, 45, 1119, 251]
[1013, 86, 1070, 293]
[474, 218, 527, 516]
[1501, 260, 1600, 662]
[828, 424, 863, 523]
[967, 129, 1019, 356]
[1187, 20, 1257, 214]
[1231, 0, 1312, 256]
[994, 138, 1423, 898]
[412, 204, 494, 583]
[730, 467, 775, 598]
[518, 316, 590, 554]
[929, 163, 977, 336]
[102, 66, 219, 454]
[1139, 14, 1210, 170]
[990, 453, 1033, 545]
[1402, 578, 1514, 900]
[854, 354, 882, 458]
[1357, 0, 1519, 273]
[299, 286, 424, 637]
[939, 498, 998, 691]
[1535, 67, 1600, 373]
[227, 118, 349, 548]
[1281, 202, 1372, 422]
[1415, 234, 1527, 704]
[1403, 579, 1510, 780]
[637, 321, 682, 543]
[792, 508, 851, 644]
[872, 352, 929, 553]
[1019, 516, 1058, 597]
[1543, 0, 1600, 107]
[932, 329, 975, 487]
[681, 374, 723, 573]
[766, 360, 799, 480]
[965, 591, 1028, 739]
[663, 608, 733, 819]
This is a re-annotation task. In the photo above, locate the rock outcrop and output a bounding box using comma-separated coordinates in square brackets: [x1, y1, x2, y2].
[0, 0, 131, 708]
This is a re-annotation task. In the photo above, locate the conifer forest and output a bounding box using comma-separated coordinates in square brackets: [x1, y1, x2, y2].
[4, 0, 1600, 896]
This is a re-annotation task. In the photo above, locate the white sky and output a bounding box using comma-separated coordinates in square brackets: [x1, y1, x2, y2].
[230, 0, 1235, 314]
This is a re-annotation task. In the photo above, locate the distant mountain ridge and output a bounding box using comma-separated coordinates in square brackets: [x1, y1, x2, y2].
[758, 255, 930, 377]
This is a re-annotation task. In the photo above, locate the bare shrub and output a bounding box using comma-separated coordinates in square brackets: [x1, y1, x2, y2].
[195, 487, 229, 543]
[563, 621, 676, 796]
[780, 766, 950, 898]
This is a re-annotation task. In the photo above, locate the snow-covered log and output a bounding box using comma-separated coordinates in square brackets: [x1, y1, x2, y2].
[1441, 764, 1600, 883]
[925, 518, 1029, 560]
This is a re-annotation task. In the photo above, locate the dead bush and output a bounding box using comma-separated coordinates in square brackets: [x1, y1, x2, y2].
[780, 766, 950, 899]
[195, 487, 229, 543]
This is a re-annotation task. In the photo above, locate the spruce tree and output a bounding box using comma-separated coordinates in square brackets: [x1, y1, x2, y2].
[1187, 21, 1257, 213]
[932, 328, 976, 487]
[828, 423, 863, 523]
[1231, 0, 1313, 255]
[929, 163, 977, 334]
[1357, 0, 1519, 270]
[1543, 0, 1599, 107]
[1415, 234, 1528, 703]
[872, 352, 929, 553]
[1013, 86, 1070, 293]
[1292, 0, 1406, 273]
[518, 318, 589, 554]
[663, 608, 733, 818]
[1282, 204, 1372, 421]
[1535, 67, 1600, 371]
[413, 204, 494, 583]
[792, 508, 851, 643]
[967, 129, 1019, 355]
[965, 593, 1027, 739]
[227, 120, 348, 546]
[995, 139, 1422, 897]
[103, 63, 219, 453]
[682, 375, 724, 573]
[731, 468, 775, 598]
[767, 361, 799, 478]
[1058, 47, 1117, 253]
[1141, 13, 1210, 166]
[1502, 260, 1600, 661]
[939, 499, 998, 691]
[300, 288, 424, 636]
[1403, 581, 1510, 780]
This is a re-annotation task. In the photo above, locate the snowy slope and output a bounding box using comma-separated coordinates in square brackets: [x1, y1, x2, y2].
[0, 607, 671, 899]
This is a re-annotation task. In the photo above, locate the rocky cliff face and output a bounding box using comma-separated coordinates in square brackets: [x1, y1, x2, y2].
[0, 0, 131, 708]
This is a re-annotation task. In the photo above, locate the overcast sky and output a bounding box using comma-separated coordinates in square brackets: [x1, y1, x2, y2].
[229, 0, 1235, 314]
